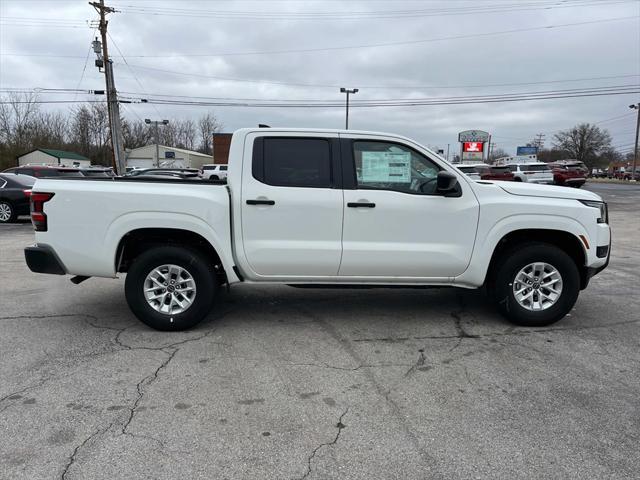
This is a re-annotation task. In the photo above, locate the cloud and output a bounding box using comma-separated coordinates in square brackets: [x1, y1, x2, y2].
[1, 0, 638, 154]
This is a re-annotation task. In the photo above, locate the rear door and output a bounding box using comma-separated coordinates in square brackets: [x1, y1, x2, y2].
[240, 132, 343, 277]
[339, 135, 480, 278]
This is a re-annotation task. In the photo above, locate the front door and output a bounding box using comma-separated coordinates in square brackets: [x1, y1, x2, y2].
[241, 133, 343, 277]
[339, 137, 480, 279]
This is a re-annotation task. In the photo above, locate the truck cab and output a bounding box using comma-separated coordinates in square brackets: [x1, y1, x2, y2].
[24, 128, 611, 331]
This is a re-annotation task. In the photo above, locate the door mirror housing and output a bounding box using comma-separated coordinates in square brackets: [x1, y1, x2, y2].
[436, 171, 460, 196]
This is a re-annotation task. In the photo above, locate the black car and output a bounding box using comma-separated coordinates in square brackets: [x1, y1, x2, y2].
[0, 173, 36, 223]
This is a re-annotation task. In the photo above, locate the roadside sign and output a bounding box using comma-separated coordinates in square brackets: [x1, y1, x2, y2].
[458, 130, 490, 142]
[516, 146, 538, 156]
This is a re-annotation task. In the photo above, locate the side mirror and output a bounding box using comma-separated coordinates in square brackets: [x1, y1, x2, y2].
[436, 171, 459, 195]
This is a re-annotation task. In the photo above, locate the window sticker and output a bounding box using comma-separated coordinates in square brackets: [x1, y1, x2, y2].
[361, 151, 411, 183]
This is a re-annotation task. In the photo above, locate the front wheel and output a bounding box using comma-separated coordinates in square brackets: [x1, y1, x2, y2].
[125, 246, 217, 331]
[491, 242, 580, 327]
[0, 201, 16, 223]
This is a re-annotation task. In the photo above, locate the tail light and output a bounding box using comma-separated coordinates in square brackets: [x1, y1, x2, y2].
[23, 189, 32, 198]
[30, 192, 54, 232]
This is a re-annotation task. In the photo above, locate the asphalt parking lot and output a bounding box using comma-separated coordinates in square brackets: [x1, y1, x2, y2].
[1, 182, 639, 480]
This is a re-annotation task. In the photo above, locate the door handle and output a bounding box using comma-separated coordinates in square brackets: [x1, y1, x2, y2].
[246, 199, 275, 206]
[347, 202, 376, 208]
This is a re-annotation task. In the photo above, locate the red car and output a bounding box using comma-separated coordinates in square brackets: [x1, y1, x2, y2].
[480, 165, 515, 181]
[549, 161, 587, 188]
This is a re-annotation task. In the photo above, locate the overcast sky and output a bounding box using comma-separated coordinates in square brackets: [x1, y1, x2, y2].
[1, 0, 639, 156]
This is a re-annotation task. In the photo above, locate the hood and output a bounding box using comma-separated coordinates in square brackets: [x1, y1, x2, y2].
[498, 181, 602, 201]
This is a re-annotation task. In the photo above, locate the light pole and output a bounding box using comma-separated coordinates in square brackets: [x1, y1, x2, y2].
[630, 103, 640, 181]
[145, 119, 169, 167]
[340, 88, 358, 129]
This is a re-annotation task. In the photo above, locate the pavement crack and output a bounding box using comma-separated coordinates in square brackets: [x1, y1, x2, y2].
[60, 426, 105, 480]
[296, 408, 349, 480]
[121, 349, 178, 436]
[404, 350, 427, 377]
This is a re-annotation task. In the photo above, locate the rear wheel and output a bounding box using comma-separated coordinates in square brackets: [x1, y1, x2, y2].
[491, 242, 580, 327]
[125, 246, 217, 331]
[0, 201, 16, 223]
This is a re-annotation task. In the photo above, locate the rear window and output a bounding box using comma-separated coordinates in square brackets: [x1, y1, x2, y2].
[523, 165, 551, 172]
[254, 137, 332, 188]
[1, 174, 35, 187]
[490, 167, 511, 174]
[458, 166, 475, 173]
[82, 170, 109, 177]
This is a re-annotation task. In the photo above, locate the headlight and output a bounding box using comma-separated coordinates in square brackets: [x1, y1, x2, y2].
[579, 200, 608, 224]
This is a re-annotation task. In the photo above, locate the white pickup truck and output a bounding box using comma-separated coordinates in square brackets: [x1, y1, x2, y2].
[24, 128, 611, 331]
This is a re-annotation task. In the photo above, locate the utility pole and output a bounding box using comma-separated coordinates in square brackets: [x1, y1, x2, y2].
[486, 134, 492, 163]
[630, 103, 640, 181]
[339, 88, 358, 129]
[446, 143, 450, 162]
[90, 0, 126, 175]
[145, 119, 169, 167]
[533, 133, 546, 151]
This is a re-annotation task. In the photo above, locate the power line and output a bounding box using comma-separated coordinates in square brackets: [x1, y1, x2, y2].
[106, 31, 165, 119]
[2, 16, 637, 59]
[7, 85, 635, 107]
[111, 0, 636, 20]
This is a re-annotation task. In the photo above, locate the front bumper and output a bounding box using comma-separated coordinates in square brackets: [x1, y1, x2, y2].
[24, 245, 66, 275]
[581, 228, 611, 289]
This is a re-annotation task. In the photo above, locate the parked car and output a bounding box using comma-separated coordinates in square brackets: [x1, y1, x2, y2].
[200, 164, 228, 180]
[0, 173, 35, 223]
[24, 127, 610, 331]
[456, 164, 482, 180]
[458, 164, 514, 181]
[128, 168, 200, 178]
[3, 165, 84, 178]
[549, 161, 587, 188]
[483, 166, 515, 181]
[621, 167, 640, 181]
[502, 162, 554, 184]
[79, 167, 114, 178]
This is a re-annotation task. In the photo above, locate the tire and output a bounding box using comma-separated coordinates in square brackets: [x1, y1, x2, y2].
[125, 246, 217, 331]
[513, 177, 522, 182]
[0, 201, 16, 223]
[491, 242, 580, 327]
[209, 175, 219, 180]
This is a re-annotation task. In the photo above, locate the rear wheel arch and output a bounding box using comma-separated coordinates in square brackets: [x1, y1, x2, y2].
[115, 227, 227, 285]
[485, 229, 587, 289]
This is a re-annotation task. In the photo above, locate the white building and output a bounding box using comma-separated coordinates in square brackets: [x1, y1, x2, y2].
[18, 148, 91, 167]
[125, 145, 212, 169]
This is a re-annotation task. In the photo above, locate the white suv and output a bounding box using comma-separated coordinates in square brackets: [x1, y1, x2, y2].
[200, 164, 228, 180]
[505, 163, 553, 184]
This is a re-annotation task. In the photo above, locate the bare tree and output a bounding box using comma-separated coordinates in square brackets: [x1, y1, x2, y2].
[553, 123, 612, 167]
[198, 112, 222, 154]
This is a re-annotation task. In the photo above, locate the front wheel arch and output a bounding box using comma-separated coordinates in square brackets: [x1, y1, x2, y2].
[485, 229, 586, 292]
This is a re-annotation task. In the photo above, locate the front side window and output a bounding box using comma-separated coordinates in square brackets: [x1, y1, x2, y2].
[353, 141, 440, 195]
[255, 137, 332, 188]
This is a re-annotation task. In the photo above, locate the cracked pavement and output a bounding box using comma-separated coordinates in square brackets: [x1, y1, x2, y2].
[1, 183, 639, 479]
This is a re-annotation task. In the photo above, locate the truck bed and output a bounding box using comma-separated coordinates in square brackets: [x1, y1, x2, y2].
[31, 177, 233, 278]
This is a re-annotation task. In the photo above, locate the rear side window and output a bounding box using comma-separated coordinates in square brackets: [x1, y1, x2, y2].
[254, 137, 332, 188]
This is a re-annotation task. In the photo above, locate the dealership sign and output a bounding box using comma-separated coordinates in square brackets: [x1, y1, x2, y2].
[458, 130, 490, 142]
[463, 142, 484, 153]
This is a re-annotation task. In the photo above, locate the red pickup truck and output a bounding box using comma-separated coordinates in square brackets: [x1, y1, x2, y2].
[549, 161, 587, 188]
